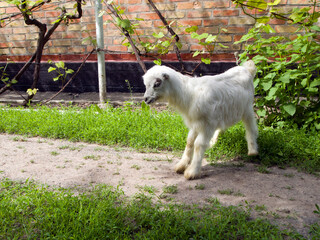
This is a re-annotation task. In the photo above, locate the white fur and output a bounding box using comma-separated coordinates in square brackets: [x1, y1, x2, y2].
[143, 61, 258, 180]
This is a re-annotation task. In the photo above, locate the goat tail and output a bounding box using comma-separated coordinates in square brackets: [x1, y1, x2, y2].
[242, 60, 257, 77]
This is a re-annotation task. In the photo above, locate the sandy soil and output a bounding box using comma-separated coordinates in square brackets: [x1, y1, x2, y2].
[0, 133, 319, 236]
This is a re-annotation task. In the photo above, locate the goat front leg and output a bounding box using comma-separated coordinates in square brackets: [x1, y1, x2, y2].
[184, 132, 211, 180]
[175, 129, 197, 174]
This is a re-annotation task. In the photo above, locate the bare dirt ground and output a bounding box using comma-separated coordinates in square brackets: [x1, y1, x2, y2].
[0, 133, 319, 237]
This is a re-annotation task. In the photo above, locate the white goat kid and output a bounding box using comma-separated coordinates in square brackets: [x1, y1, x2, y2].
[143, 61, 259, 180]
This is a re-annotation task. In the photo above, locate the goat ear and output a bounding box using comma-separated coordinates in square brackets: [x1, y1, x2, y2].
[154, 78, 162, 88]
[162, 73, 169, 80]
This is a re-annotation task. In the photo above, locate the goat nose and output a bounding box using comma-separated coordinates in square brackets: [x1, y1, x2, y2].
[144, 97, 148, 102]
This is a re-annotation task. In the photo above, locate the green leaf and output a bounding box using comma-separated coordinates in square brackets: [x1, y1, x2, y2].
[53, 77, 60, 81]
[257, 109, 267, 117]
[66, 69, 74, 74]
[310, 25, 320, 32]
[55, 61, 65, 69]
[198, 33, 209, 40]
[248, 0, 267, 10]
[153, 59, 162, 65]
[192, 51, 201, 57]
[265, 72, 276, 80]
[278, 72, 290, 84]
[205, 34, 217, 43]
[268, 0, 281, 6]
[185, 25, 198, 33]
[201, 58, 211, 64]
[141, 101, 150, 111]
[283, 104, 296, 116]
[218, 43, 229, 49]
[48, 67, 56, 73]
[310, 80, 320, 88]
[161, 41, 170, 48]
[261, 80, 272, 91]
[267, 86, 278, 98]
[257, 16, 270, 24]
[175, 42, 182, 49]
[153, 32, 164, 39]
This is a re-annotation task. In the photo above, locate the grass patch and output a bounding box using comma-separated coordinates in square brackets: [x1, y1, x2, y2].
[0, 105, 319, 173]
[0, 179, 304, 239]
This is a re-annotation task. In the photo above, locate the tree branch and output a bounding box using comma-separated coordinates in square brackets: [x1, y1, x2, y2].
[43, 49, 95, 103]
[146, 0, 185, 72]
[104, 1, 147, 73]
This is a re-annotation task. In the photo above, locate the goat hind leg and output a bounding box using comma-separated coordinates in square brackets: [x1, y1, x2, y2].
[209, 129, 221, 147]
[175, 129, 197, 174]
[184, 132, 211, 180]
[243, 109, 258, 156]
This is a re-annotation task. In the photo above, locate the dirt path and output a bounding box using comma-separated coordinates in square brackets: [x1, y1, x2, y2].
[0, 133, 319, 236]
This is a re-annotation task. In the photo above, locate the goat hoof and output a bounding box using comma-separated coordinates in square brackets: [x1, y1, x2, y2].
[248, 150, 258, 156]
[184, 167, 201, 180]
[174, 163, 187, 174]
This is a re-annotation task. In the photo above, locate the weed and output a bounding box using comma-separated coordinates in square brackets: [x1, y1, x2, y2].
[218, 189, 245, 197]
[163, 185, 178, 194]
[218, 189, 234, 196]
[255, 205, 267, 212]
[131, 164, 141, 170]
[50, 151, 59, 156]
[84, 155, 101, 161]
[195, 184, 205, 190]
[257, 165, 271, 174]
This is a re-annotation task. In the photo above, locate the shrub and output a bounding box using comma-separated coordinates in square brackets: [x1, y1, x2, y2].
[235, 2, 320, 131]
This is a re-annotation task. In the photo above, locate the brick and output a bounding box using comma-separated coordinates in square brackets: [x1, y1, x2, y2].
[62, 32, 81, 39]
[107, 45, 128, 52]
[217, 35, 232, 42]
[268, 18, 286, 25]
[128, 5, 150, 12]
[177, 2, 200, 10]
[179, 19, 202, 27]
[45, 11, 62, 18]
[139, 13, 159, 20]
[203, 1, 230, 8]
[154, 3, 176, 11]
[165, 12, 185, 19]
[11, 47, 27, 55]
[289, 0, 310, 4]
[187, 10, 211, 18]
[127, 0, 142, 3]
[9, 34, 26, 41]
[0, 48, 10, 55]
[5, 7, 18, 14]
[67, 46, 87, 54]
[0, 2, 10, 7]
[224, 26, 246, 33]
[213, 10, 239, 17]
[54, 39, 72, 46]
[275, 25, 300, 33]
[229, 17, 255, 25]
[0, 42, 12, 48]
[203, 19, 228, 26]
[12, 27, 29, 34]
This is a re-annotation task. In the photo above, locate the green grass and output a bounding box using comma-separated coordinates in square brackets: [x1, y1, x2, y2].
[0, 179, 303, 239]
[0, 104, 319, 173]
[0, 105, 319, 238]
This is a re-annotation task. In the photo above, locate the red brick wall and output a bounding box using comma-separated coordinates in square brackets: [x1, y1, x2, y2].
[0, 0, 316, 62]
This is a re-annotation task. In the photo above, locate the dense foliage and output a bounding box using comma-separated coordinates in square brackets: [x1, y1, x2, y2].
[235, 1, 320, 130]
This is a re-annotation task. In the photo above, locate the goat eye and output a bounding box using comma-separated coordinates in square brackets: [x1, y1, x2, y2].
[154, 78, 162, 88]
